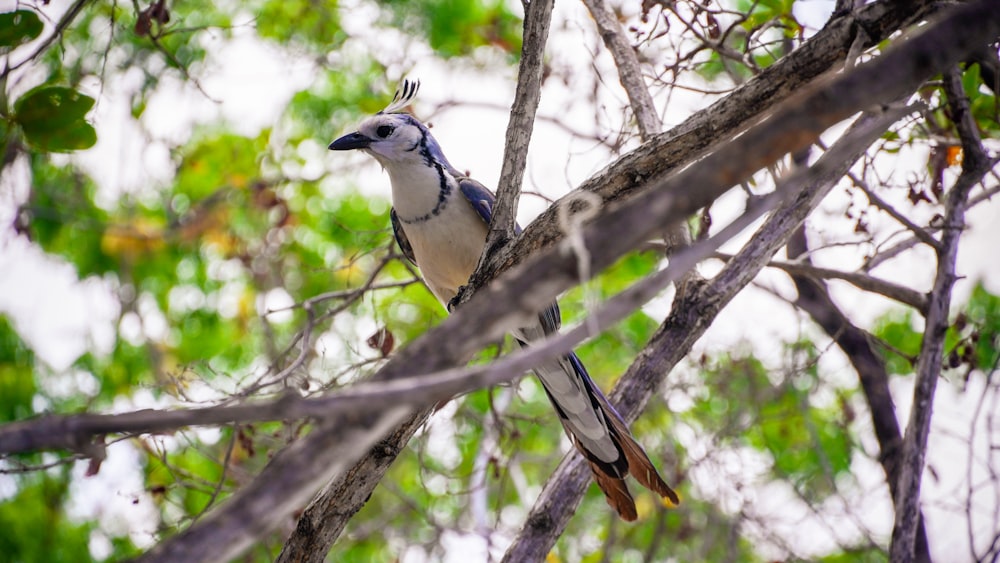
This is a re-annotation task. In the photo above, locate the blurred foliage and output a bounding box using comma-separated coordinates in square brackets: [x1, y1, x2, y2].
[1, 0, 999, 562]
[874, 282, 1000, 376]
[378, 0, 523, 58]
[687, 347, 853, 501]
[0, 472, 138, 562]
[0, 316, 35, 423]
[0, 10, 43, 50]
[692, 0, 800, 82]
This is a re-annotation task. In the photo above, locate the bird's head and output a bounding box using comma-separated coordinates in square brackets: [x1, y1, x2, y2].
[328, 79, 456, 173]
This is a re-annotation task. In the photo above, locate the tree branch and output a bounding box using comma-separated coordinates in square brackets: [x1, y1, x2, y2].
[853, 172, 942, 250]
[503, 107, 904, 561]
[889, 63, 994, 562]
[582, 0, 662, 138]
[2, 0, 93, 78]
[711, 252, 930, 313]
[468, 0, 942, 284]
[476, 0, 554, 265]
[863, 179, 1000, 271]
[274, 407, 433, 563]
[582, 0, 694, 256]
[133, 407, 414, 563]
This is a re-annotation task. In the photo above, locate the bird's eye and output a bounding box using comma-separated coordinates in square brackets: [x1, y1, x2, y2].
[376, 125, 394, 138]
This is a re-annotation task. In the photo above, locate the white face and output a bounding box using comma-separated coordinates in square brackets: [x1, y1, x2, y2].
[355, 113, 427, 166]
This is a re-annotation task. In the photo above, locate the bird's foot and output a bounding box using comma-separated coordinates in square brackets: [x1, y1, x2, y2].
[447, 286, 469, 312]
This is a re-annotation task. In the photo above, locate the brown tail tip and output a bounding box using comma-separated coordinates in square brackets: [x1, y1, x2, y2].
[587, 460, 638, 521]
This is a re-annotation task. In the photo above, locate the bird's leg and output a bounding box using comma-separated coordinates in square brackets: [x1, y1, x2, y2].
[447, 286, 469, 312]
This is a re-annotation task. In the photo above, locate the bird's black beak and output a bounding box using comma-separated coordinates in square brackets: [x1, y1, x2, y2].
[329, 131, 371, 151]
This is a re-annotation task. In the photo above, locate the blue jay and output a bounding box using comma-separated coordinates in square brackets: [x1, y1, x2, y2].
[329, 80, 678, 520]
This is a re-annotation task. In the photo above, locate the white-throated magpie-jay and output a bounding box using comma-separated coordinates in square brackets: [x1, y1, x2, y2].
[329, 80, 678, 520]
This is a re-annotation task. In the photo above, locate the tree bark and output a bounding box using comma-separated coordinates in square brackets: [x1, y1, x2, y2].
[889, 63, 994, 563]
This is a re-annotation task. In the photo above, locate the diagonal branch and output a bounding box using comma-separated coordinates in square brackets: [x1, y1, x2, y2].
[470, 0, 942, 283]
[502, 107, 902, 561]
[274, 407, 433, 563]
[133, 407, 414, 563]
[477, 0, 554, 263]
[853, 172, 942, 250]
[581, 0, 694, 256]
[2, 0, 93, 78]
[582, 0, 662, 138]
[863, 179, 1000, 271]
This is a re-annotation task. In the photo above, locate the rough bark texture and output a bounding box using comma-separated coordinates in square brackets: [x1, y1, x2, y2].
[479, 0, 553, 259]
[502, 107, 900, 562]
[470, 0, 941, 285]
[889, 63, 994, 563]
[274, 409, 432, 563]
[50, 2, 996, 561]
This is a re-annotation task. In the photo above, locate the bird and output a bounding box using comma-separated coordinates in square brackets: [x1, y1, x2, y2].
[328, 79, 679, 520]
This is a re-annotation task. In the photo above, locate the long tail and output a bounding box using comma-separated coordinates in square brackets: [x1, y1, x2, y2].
[525, 344, 680, 520]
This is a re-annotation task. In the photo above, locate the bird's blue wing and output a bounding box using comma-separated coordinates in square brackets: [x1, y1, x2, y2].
[457, 177, 560, 332]
[458, 177, 525, 235]
[457, 177, 496, 227]
[390, 208, 417, 266]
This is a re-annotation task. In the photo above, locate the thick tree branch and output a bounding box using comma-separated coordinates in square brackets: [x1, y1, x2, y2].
[502, 107, 902, 561]
[274, 408, 433, 563]
[582, 0, 694, 256]
[476, 0, 554, 264]
[890, 64, 994, 563]
[466, 0, 941, 286]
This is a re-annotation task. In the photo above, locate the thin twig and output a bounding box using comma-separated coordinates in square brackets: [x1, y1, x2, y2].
[711, 251, 930, 313]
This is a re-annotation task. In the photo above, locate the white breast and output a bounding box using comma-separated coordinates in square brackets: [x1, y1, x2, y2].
[401, 197, 488, 304]
[386, 165, 489, 304]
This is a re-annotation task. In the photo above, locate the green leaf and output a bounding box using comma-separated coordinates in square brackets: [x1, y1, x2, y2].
[0, 10, 43, 49]
[966, 282, 1000, 369]
[872, 312, 923, 375]
[25, 160, 113, 277]
[14, 86, 97, 152]
[0, 473, 124, 563]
